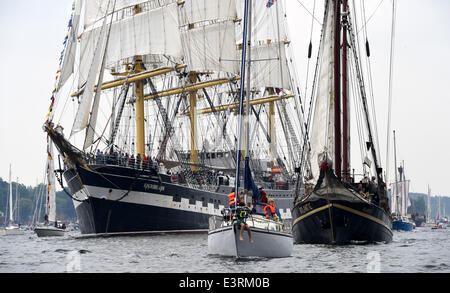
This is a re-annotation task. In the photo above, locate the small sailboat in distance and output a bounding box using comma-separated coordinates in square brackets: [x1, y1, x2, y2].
[34, 138, 66, 237]
[390, 131, 413, 231]
[207, 0, 293, 258]
[1, 165, 24, 236]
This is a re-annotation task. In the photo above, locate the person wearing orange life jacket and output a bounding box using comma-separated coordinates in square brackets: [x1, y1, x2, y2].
[227, 187, 242, 208]
[264, 199, 277, 219]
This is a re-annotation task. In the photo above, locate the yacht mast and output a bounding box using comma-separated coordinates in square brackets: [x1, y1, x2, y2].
[393, 130, 399, 215]
[9, 164, 13, 224]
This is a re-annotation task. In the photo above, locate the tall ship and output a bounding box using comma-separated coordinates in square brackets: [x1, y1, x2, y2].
[291, 0, 392, 244]
[44, 0, 307, 235]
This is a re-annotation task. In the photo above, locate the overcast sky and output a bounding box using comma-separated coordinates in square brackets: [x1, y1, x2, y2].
[0, 0, 449, 198]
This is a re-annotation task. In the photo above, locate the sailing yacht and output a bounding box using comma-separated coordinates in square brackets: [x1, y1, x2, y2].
[291, 0, 392, 244]
[44, 0, 306, 235]
[1, 165, 24, 236]
[207, 0, 293, 258]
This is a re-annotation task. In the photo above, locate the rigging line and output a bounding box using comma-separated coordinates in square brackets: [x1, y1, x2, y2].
[294, 0, 322, 26]
[357, 0, 384, 35]
[349, 57, 366, 170]
[298, 0, 330, 183]
[385, 0, 397, 184]
[355, 0, 381, 162]
[304, 0, 316, 100]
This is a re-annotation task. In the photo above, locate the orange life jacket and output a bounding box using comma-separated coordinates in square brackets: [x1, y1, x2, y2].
[264, 204, 276, 218]
[228, 192, 240, 206]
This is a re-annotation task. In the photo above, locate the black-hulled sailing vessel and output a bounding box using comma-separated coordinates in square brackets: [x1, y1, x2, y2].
[292, 0, 392, 244]
[44, 0, 306, 235]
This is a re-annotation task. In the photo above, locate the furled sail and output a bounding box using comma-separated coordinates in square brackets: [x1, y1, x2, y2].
[179, 0, 238, 74]
[46, 139, 57, 223]
[309, 0, 336, 181]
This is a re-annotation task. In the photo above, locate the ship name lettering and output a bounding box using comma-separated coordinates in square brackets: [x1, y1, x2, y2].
[143, 183, 165, 192]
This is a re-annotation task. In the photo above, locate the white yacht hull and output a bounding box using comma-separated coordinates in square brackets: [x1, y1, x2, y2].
[208, 221, 293, 258]
[1, 226, 24, 236]
[34, 226, 65, 237]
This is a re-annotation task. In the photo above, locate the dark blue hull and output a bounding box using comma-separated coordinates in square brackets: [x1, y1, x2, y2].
[292, 198, 393, 244]
[75, 197, 211, 235]
[392, 220, 413, 231]
[65, 164, 294, 235]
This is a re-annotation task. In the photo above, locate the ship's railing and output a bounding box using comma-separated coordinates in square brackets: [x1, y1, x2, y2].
[86, 153, 160, 171]
[208, 208, 291, 233]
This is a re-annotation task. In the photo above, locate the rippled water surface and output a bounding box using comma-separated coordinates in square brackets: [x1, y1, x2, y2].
[1, 227, 449, 273]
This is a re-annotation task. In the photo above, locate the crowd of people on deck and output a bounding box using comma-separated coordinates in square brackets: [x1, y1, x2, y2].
[92, 149, 159, 171]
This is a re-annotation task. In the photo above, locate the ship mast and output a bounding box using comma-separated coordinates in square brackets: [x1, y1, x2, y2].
[342, 0, 350, 181]
[133, 4, 146, 159]
[333, 0, 342, 179]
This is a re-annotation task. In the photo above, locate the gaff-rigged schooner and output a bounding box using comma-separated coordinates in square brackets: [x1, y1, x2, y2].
[44, 0, 307, 235]
[292, 0, 392, 244]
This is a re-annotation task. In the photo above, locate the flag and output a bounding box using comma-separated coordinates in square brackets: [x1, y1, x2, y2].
[266, 0, 275, 8]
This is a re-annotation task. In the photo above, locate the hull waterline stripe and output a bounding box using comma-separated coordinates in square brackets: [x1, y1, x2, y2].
[292, 204, 333, 226]
[332, 203, 392, 232]
[293, 203, 392, 232]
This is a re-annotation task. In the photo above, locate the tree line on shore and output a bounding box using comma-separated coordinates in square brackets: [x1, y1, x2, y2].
[0, 177, 76, 226]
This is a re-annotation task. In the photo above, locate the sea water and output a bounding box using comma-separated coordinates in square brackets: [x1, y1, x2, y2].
[0, 227, 449, 273]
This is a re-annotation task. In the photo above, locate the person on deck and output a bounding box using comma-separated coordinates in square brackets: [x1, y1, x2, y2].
[258, 186, 268, 204]
[264, 199, 278, 219]
[227, 187, 242, 208]
[237, 210, 254, 243]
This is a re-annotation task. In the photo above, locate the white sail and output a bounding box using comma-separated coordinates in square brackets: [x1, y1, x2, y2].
[79, 2, 183, 88]
[84, 0, 148, 29]
[391, 179, 409, 217]
[401, 179, 410, 217]
[181, 21, 238, 74]
[236, 0, 290, 90]
[250, 41, 290, 90]
[47, 140, 57, 223]
[309, 0, 336, 181]
[72, 3, 113, 135]
[57, 0, 82, 91]
[179, 0, 238, 74]
[182, 0, 237, 23]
